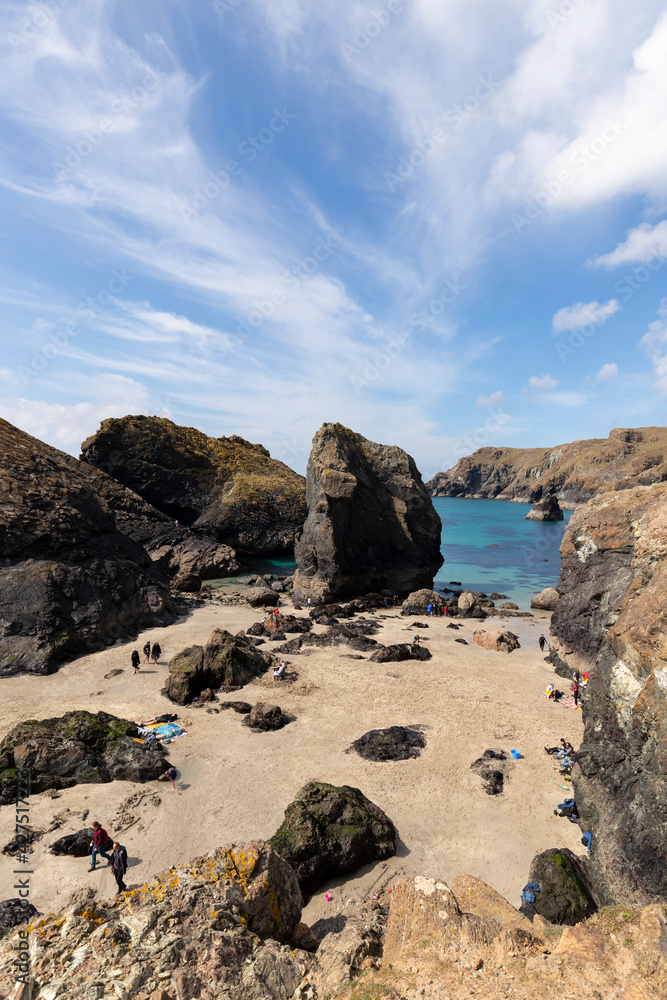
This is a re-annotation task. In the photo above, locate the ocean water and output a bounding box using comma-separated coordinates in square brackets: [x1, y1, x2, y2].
[211, 498, 571, 607]
[433, 497, 571, 608]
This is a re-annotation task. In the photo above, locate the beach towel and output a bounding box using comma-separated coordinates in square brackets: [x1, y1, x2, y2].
[151, 722, 185, 739]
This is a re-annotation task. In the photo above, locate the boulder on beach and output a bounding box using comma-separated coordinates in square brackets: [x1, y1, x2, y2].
[269, 780, 396, 898]
[498, 601, 519, 610]
[400, 589, 444, 616]
[81, 415, 307, 556]
[0, 711, 169, 805]
[368, 643, 432, 662]
[470, 748, 508, 795]
[456, 591, 487, 619]
[0, 419, 176, 678]
[166, 630, 272, 704]
[246, 703, 290, 731]
[524, 848, 597, 925]
[531, 587, 560, 611]
[525, 493, 564, 521]
[244, 587, 278, 607]
[50, 828, 98, 857]
[293, 423, 443, 604]
[350, 726, 426, 762]
[172, 571, 202, 592]
[472, 629, 521, 653]
[0, 898, 39, 936]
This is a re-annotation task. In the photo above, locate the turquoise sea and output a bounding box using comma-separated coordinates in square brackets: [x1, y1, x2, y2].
[218, 498, 571, 608]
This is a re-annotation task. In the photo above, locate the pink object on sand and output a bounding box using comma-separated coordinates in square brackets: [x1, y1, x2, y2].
[325, 893, 332, 901]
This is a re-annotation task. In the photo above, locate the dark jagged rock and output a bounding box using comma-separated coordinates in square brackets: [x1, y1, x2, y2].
[350, 726, 426, 761]
[455, 591, 487, 619]
[245, 703, 290, 731]
[244, 587, 278, 607]
[551, 482, 667, 906]
[400, 589, 444, 616]
[455, 637, 469, 644]
[0, 711, 169, 805]
[524, 848, 597, 925]
[525, 493, 564, 521]
[0, 419, 176, 677]
[275, 620, 381, 655]
[172, 571, 201, 592]
[293, 423, 443, 604]
[0, 898, 39, 937]
[50, 828, 98, 857]
[427, 426, 667, 503]
[166, 629, 272, 704]
[470, 748, 508, 795]
[81, 415, 307, 555]
[220, 701, 252, 714]
[269, 780, 396, 898]
[262, 613, 312, 635]
[368, 644, 432, 662]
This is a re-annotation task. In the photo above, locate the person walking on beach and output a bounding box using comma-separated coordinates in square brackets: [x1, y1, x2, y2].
[571, 671, 580, 707]
[427, 603, 433, 616]
[131, 649, 140, 674]
[110, 841, 128, 894]
[307, 597, 312, 609]
[143, 642, 151, 662]
[539, 634, 548, 652]
[88, 821, 112, 871]
[164, 765, 178, 791]
[151, 641, 162, 664]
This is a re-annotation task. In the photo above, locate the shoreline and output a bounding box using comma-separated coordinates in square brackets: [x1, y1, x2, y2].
[0, 597, 583, 921]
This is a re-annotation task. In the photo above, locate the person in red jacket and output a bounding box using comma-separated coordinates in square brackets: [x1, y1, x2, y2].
[88, 821, 112, 871]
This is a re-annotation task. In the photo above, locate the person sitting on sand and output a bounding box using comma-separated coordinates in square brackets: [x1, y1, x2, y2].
[273, 660, 287, 680]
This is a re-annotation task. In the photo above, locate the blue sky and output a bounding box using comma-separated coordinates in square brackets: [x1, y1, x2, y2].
[1, 0, 667, 479]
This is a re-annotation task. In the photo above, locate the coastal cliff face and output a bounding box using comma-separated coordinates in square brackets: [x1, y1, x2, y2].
[293, 423, 443, 604]
[427, 426, 667, 504]
[81, 415, 307, 555]
[0, 419, 176, 676]
[550, 482, 667, 904]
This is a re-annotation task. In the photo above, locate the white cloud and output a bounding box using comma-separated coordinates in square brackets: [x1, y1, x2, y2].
[0, 374, 153, 452]
[595, 362, 618, 383]
[589, 220, 667, 268]
[476, 390, 505, 407]
[528, 373, 559, 389]
[640, 298, 667, 393]
[541, 390, 587, 407]
[552, 298, 620, 332]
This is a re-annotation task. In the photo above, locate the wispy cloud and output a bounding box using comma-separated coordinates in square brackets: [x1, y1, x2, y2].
[589, 219, 667, 268]
[476, 390, 505, 407]
[552, 298, 620, 332]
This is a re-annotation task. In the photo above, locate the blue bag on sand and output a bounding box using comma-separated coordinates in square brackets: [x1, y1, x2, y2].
[524, 882, 540, 893]
[521, 891, 536, 903]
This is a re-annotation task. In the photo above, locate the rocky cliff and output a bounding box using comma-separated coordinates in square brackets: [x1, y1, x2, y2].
[81, 415, 307, 555]
[427, 426, 667, 504]
[0, 419, 176, 677]
[550, 482, 667, 906]
[293, 423, 443, 604]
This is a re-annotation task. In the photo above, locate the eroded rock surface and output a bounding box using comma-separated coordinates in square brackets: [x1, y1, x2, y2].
[551, 483, 667, 904]
[524, 848, 597, 925]
[0, 419, 176, 677]
[470, 748, 508, 795]
[349, 726, 426, 761]
[472, 629, 521, 653]
[166, 630, 273, 704]
[269, 780, 396, 898]
[531, 587, 560, 611]
[293, 423, 443, 604]
[369, 643, 432, 662]
[81, 415, 307, 555]
[0, 711, 168, 804]
[525, 494, 564, 521]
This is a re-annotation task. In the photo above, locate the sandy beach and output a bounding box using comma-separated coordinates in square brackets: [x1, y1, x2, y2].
[0, 599, 583, 924]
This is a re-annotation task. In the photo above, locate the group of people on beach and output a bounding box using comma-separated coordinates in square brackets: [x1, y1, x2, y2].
[131, 641, 162, 673]
[88, 821, 128, 893]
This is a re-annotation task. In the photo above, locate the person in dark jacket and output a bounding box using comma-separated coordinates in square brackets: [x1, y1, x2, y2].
[151, 641, 162, 664]
[131, 649, 140, 673]
[88, 821, 112, 871]
[111, 841, 128, 893]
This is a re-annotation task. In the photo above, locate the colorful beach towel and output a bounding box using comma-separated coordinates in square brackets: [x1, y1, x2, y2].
[151, 722, 185, 739]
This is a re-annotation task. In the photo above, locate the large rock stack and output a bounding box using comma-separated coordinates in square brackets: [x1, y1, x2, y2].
[0, 419, 176, 676]
[551, 482, 667, 905]
[293, 424, 443, 604]
[81, 415, 307, 555]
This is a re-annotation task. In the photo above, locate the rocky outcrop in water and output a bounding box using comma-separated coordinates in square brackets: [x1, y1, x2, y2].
[551, 482, 667, 905]
[166, 629, 273, 704]
[525, 493, 564, 521]
[269, 781, 396, 898]
[0, 711, 168, 804]
[293, 423, 443, 604]
[0, 419, 177, 677]
[427, 426, 667, 503]
[81, 415, 307, 555]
